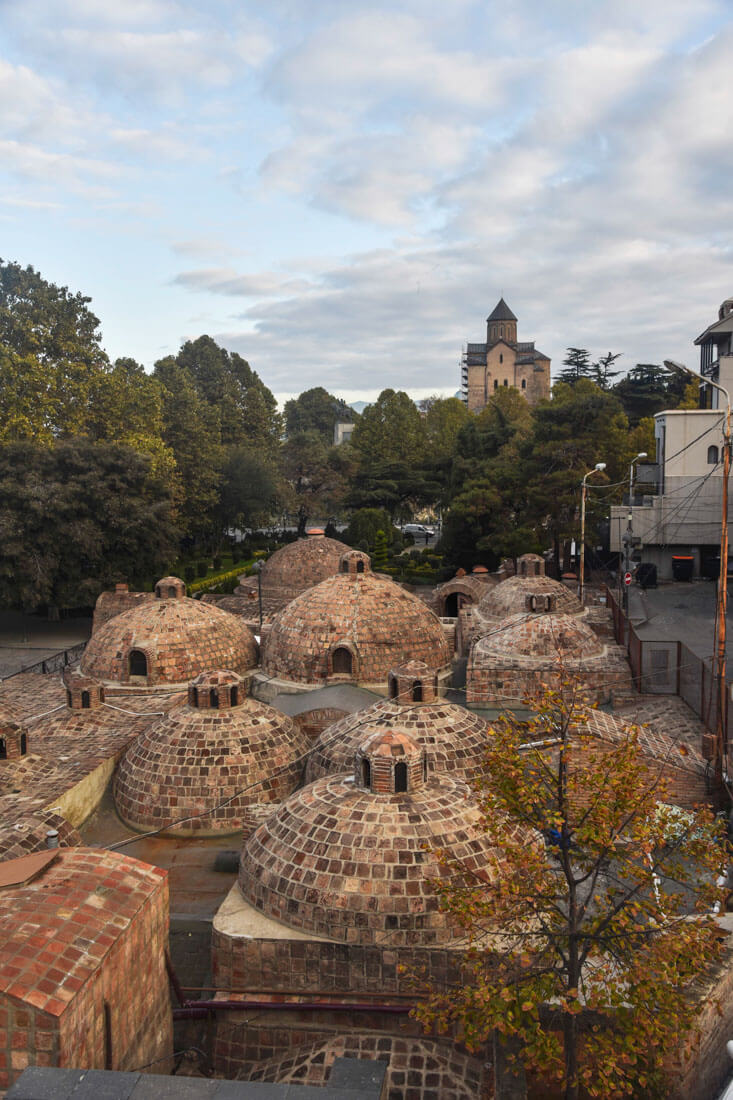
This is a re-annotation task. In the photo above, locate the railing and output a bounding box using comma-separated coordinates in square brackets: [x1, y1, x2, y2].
[605, 586, 726, 741]
[1, 641, 86, 681]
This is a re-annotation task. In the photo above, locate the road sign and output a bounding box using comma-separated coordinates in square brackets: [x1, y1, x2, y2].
[624, 572, 632, 586]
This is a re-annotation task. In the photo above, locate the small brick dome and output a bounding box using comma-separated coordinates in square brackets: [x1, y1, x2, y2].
[479, 574, 582, 618]
[516, 552, 546, 576]
[467, 613, 632, 706]
[242, 1033, 487, 1097]
[154, 575, 187, 599]
[305, 667, 488, 784]
[80, 588, 258, 688]
[63, 669, 105, 710]
[239, 736, 523, 945]
[114, 674, 309, 836]
[262, 568, 450, 687]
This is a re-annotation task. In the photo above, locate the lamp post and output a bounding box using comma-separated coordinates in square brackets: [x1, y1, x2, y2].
[622, 452, 648, 616]
[579, 463, 606, 603]
[251, 560, 264, 635]
[665, 359, 731, 796]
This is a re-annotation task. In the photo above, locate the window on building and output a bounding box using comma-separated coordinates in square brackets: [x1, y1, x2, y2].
[210, 688, 219, 709]
[128, 650, 148, 678]
[104, 1002, 113, 1070]
[356, 560, 364, 573]
[503, 379, 508, 386]
[192, 686, 198, 706]
[388, 676, 398, 698]
[0, 738, 6, 760]
[332, 647, 352, 675]
[230, 685, 238, 706]
[708, 445, 719, 464]
[81, 690, 90, 709]
[20, 733, 27, 756]
[493, 379, 498, 390]
[362, 758, 371, 788]
[411, 681, 422, 702]
[394, 761, 408, 793]
[168, 585, 177, 598]
[500, 353, 503, 364]
[66, 690, 72, 707]
[521, 379, 526, 390]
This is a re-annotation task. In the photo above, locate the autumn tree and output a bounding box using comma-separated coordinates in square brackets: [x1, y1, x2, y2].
[416, 683, 724, 1100]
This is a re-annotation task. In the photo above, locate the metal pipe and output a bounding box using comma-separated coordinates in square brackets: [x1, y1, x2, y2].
[173, 999, 413, 1020]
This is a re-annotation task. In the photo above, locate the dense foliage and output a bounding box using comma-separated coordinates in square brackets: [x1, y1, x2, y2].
[0, 258, 698, 608]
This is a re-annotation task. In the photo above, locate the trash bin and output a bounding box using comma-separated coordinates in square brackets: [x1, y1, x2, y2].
[637, 562, 657, 588]
[671, 555, 694, 581]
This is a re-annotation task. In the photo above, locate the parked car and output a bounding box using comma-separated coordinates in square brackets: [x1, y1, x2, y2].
[402, 524, 432, 537]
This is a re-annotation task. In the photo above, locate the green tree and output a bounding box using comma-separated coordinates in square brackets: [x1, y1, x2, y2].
[153, 356, 223, 542]
[0, 258, 110, 442]
[372, 528, 390, 570]
[522, 380, 629, 574]
[558, 348, 593, 386]
[350, 389, 426, 465]
[346, 460, 441, 520]
[284, 386, 356, 445]
[344, 508, 394, 552]
[416, 683, 724, 1100]
[424, 396, 470, 460]
[219, 447, 280, 534]
[592, 351, 623, 389]
[281, 431, 355, 535]
[612, 364, 696, 425]
[0, 439, 179, 612]
[175, 335, 281, 453]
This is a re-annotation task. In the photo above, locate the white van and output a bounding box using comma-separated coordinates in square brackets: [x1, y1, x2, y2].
[402, 524, 432, 537]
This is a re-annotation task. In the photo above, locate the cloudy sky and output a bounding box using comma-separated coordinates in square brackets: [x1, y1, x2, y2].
[2, 1, 732, 404]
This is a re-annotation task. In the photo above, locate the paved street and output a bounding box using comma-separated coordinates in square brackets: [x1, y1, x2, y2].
[624, 579, 722, 662]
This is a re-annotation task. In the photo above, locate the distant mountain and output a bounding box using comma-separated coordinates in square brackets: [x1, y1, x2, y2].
[348, 401, 369, 414]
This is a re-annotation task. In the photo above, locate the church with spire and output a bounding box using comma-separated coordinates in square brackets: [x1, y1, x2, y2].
[461, 298, 551, 410]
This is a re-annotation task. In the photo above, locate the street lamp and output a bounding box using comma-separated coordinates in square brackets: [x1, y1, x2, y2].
[250, 560, 264, 636]
[665, 359, 731, 796]
[622, 452, 648, 616]
[579, 463, 606, 604]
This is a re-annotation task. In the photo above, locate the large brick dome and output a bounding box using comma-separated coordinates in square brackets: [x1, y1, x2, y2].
[114, 671, 309, 836]
[478, 574, 582, 618]
[239, 730, 526, 946]
[262, 554, 451, 687]
[467, 612, 632, 705]
[80, 578, 258, 688]
[305, 662, 487, 783]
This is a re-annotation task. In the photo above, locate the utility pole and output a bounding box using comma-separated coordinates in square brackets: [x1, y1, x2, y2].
[622, 453, 647, 618]
[578, 463, 606, 604]
[666, 360, 730, 797]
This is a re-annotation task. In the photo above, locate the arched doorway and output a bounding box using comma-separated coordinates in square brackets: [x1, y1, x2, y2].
[332, 647, 352, 675]
[128, 650, 148, 679]
[444, 592, 460, 617]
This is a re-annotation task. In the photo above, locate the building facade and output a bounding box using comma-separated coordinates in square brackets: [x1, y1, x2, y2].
[609, 297, 733, 580]
[461, 297, 551, 410]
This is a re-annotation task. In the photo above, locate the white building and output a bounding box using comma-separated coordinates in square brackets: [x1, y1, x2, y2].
[610, 297, 733, 580]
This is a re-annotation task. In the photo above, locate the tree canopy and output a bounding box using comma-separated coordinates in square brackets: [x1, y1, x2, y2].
[284, 386, 356, 445]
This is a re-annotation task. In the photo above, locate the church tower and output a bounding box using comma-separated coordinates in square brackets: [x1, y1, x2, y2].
[461, 297, 551, 410]
[486, 297, 517, 345]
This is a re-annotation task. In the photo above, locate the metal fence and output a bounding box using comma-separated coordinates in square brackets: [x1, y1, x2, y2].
[605, 586, 724, 738]
[1, 641, 86, 681]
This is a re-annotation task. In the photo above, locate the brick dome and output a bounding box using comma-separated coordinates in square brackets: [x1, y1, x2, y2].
[236, 531, 349, 616]
[479, 574, 582, 618]
[242, 1033, 487, 1097]
[80, 580, 258, 688]
[467, 613, 632, 706]
[262, 557, 451, 687]
[240, 731, 524, 946]
[114, 671, 310, 836]
[305, 663, 487, 784]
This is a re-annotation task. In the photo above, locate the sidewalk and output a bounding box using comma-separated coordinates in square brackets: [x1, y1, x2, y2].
[0, 610, 92, 678]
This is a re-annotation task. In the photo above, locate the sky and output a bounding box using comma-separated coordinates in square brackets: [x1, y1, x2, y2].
[1, 1, 732, 406]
